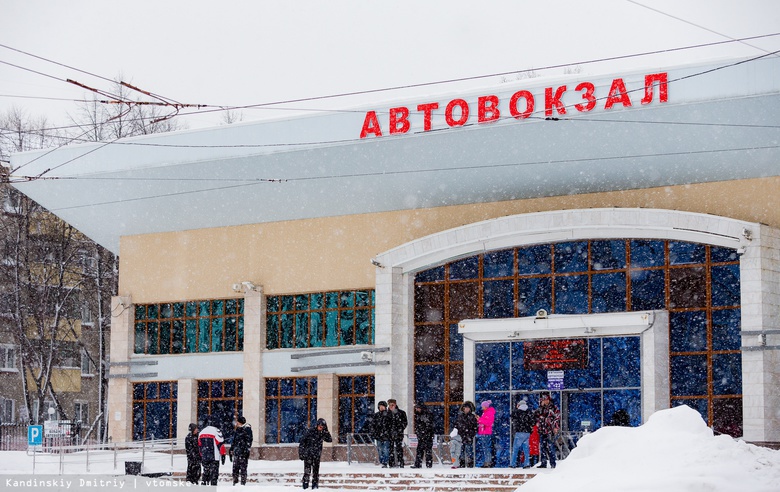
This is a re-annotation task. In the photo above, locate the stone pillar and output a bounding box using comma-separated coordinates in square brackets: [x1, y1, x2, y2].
[107, 296, 133, 442]
[640, 311, 669, 423]
[242, 287, 265, 449]
[317, 373, 338, 447]
[375, 267, 413, 413]
[176, 379, 198, 442]
[740, 224, 780, 444]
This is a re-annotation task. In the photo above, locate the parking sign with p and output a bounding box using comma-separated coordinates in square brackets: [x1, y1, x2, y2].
[28, 425, 43, 446]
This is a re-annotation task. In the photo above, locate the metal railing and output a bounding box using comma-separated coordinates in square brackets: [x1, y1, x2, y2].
[346, 433, 476, 466]
[28, 437, 183, 475]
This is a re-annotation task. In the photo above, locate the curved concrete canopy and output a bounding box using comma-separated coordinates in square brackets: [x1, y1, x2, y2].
[9, 56, 780, 254]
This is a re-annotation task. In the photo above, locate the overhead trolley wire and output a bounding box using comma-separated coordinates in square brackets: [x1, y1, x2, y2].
[45, 143, 780, 212]
[3, 35, 780, 182]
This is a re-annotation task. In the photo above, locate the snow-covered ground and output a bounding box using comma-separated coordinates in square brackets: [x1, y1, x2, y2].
[0, 406, 778, 491]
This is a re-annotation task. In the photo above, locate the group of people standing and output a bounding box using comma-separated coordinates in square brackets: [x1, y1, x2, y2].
[365, 399, 411, 468]
[184, 416, 254, 486]
[510, 392, 561, 469]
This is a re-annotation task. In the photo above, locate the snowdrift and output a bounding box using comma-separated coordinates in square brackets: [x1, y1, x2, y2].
[519, 405, 780, 492]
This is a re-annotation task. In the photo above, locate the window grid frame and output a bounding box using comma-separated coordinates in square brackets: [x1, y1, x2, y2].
[265, 290, 375, 350]
[133, 298, 244, 355]
[337, 375, 375, 443]
[131, 381, 178, 441]
[414, 239, 741, 435]
[264, 376, 317, 444]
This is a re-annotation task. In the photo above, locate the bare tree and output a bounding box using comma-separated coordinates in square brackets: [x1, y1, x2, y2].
[1, 91, 179, 438]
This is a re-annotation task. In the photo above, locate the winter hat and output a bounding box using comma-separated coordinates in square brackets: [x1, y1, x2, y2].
[518, 401, 528, 411]
[188, 423, 197, 432]
[378, 401, 388, 409]
[316, 418, 327, 427]
[481, 400, 492, 409]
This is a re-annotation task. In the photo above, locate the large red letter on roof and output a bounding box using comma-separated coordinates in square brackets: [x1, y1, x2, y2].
[389, 107, 411, 134]
[360, 111, 382, 138]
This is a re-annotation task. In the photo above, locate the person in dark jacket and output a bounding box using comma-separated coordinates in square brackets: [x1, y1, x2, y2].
[198, 416, 227, 486]
[370, 401, 391, 467]
[230, 416, 253, 486]
[184, 423, 201, 484]
[610, 409, 631, 427]
[510, 399, 535, 468]
[535, 392, 561, 469]
[454, 401, 478, 468]
[411, 402, 434, 468]
[298, 418, 332, 489]
[386, 399, 408, 468]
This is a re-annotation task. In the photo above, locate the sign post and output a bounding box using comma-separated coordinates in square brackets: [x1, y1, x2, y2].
[27, 425, 43, 450]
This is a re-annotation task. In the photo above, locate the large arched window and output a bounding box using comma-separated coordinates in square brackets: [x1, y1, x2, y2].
[414, 239, 741, 436]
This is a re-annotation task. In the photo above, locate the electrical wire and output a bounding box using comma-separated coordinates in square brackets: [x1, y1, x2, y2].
[3, 36, 780, 182]
[43, 143, 780, 212]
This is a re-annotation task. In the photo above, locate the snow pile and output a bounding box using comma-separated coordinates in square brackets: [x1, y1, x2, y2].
[520, 405, 780, 492]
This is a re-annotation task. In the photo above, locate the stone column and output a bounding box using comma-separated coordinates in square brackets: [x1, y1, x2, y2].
[242, 287, 265, 449]
[317, 373, 338, 448]
[740, 224, 780, 444]
[374, 267, 413, 412]
[176, 379, 197, 442]
[107, 296, 133, 442]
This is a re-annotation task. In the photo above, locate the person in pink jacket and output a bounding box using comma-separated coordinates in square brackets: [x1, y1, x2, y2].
[477, 400, 496, 467]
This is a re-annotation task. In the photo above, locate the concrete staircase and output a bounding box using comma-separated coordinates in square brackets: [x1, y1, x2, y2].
[212, 469, 535, 491]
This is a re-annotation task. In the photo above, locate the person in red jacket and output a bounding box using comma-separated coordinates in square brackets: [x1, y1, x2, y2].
[198, 417, 226, 486]
[528, 424, 540, 467]
[477, 400, 496, 467]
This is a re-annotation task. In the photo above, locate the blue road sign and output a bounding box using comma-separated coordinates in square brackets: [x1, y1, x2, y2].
[28, 425, 43, 446]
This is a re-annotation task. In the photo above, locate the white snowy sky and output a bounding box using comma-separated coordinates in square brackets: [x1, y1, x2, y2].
[2, 0, 780, 130]
[0, 407, 778, 491]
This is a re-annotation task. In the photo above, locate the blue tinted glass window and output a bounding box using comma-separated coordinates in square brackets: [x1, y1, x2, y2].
[484, 249, 514, 278]
[630, 240, 664, 268]
[712, 309, 741, 351]
[354, 376, 369, 394]
[265, 379, 278, 397]
[604, 389, 642, 427]
[554, 241, 588, 273]
[590, 240, 626, 271]
[711, 247, 738, 263]
[629, 269, 665, 310]
[483, 280, 514, 318]
[591, 272, 626, 313]
[415, 364, 445, 402]
[671, 355, 708, 396]
[713, 353, 742, 395]
[295, 313, 309, 348]
[449, 324, 463, 361]
[517, 245, 552, 275]
[475, 343, 510, 391]
[450, 257, 479, 280]
[567, 391, 602, 432]
[416, 266, 445, 282]
[280, 378, 294, 396]
[603, 337, 640, 388]
[669, 242, 705, 265]
[338, 376, 352, 395]
[554, 275, 588, 314]
[280, 399, 309, 444]
[711, 265, 740, 307]
[511, 342, 549, 391]
[670, 311, 707, 352]
[517, 277, 552, 317]
[563, 338, 601, 390]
